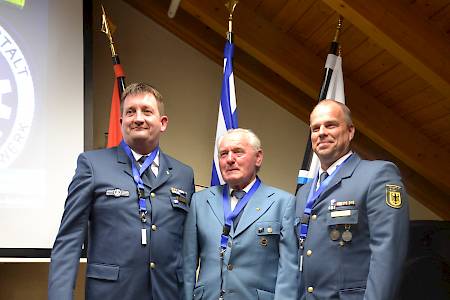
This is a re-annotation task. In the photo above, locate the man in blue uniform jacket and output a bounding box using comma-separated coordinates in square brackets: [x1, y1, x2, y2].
[296, 100, 409, 299]
[48, 83, 195, 300]
[183, 128, 298, 300]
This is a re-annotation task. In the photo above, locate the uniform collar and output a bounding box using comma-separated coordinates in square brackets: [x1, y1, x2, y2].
[319, 151, 353, 177]
[229, 177, 257, 196]
[131, 148, 160, 168]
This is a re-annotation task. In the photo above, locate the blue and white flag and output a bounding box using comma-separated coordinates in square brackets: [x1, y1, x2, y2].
[297, 54, 345, 185]
[211, 40, 238, 186]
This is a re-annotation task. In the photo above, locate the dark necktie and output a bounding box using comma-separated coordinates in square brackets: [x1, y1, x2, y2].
[138, 156, 147, 167]
[319, 172, 329, 185]
[231, 189, 246, 201]
[138, 156, 156, 185]
[231, 190, 246, 228]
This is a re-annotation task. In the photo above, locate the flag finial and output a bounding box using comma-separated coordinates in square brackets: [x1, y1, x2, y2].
[101, 5, 117, 57]
[225, 0, 239, 39]
[333, 16, 344, 43]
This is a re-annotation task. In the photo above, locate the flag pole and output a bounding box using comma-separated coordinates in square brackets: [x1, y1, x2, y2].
[210, 0, 239, 186]
[295, 16, 344, 194]
[319, 16, 343, 100]
[101, 5, 126, 148]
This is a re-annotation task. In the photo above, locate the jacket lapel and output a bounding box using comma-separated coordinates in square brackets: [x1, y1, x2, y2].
[117, 146, 134, 179]
[148, 151, 172, 190]
[296, 181, 313, 217]
[206, 186, 225, 225]
[232, 183, 275, 238]
[314, 153, 361, 205]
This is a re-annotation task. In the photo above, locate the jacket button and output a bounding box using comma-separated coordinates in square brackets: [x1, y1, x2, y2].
[149, 262, 156, 269]
[307, 286, 314, 293]
[151, 224, 157, 231]
[227, 264, 233, 270]
[306, 250, 313, 256]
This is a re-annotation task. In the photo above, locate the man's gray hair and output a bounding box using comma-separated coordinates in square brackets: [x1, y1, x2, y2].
[217, 128, 262, 152]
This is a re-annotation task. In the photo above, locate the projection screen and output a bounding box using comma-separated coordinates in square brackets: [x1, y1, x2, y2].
[0, 0, 85, 258]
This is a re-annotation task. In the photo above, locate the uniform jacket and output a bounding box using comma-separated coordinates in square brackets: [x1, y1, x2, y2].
[295, 153, 409, 300]
[48, 146, 194, 300]
[183, 182, 298, 300]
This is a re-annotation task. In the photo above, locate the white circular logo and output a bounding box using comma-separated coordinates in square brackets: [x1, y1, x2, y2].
[0, 24, 35, 168]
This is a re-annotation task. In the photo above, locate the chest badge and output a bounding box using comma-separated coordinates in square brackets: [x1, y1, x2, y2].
[106, 188, 130, 198]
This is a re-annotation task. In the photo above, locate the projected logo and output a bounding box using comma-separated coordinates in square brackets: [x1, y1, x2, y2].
[0, 24, 34, 168]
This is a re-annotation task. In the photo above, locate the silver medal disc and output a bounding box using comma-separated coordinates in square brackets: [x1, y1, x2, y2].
[330, 229, 341, 241]
[342, 230, 353, 242]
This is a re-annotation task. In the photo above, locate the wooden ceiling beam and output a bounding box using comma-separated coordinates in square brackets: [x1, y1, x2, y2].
[322, 0, 450, 99]
[122, 0, 450, 218]
[174, 0, 450, 192]
[122, 0, 313, 121]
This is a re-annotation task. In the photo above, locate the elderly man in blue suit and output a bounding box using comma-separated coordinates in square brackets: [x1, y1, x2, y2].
[296, 99, 409, 299]
[48, 83, 194, 300]
[183, 128, 298, 300]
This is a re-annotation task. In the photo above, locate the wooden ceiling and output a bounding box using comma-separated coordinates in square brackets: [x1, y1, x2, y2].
[123, 0, 450, 219]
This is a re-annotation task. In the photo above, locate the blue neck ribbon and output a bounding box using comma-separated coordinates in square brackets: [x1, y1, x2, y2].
[297, 155, 352, 242]
[220, 177, 261, 249]
[120, 140, 159, 222]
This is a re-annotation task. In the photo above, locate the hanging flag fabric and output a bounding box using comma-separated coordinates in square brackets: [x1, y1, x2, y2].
[297, 54, 345, 185]
[211, 40, 238, 186]
[326, 55, 345, 103]
[106, 64, 124, 148]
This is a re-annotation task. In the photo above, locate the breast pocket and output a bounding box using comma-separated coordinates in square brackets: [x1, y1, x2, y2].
[167, 196, 190, 238]
[255, 221, 281, 249]
[170, 196, 189, 213]
[326, 209, 358, 226]
[326, 209, 359, 243]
